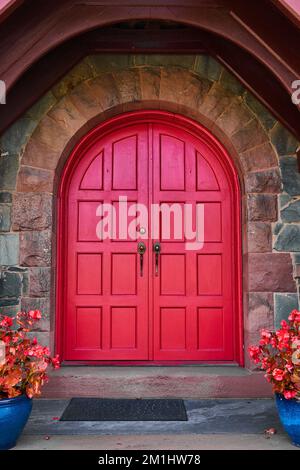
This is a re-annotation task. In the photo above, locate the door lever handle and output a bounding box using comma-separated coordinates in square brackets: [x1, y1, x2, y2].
[153, 242, 161, 276]
[137, 242, 146, 277]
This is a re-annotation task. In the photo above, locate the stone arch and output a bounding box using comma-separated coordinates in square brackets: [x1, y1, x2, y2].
[20, 65, 280, 184]
[1, 55, 298, 370]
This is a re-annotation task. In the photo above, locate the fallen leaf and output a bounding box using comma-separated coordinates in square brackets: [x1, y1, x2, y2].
[264, 427, 277, 436]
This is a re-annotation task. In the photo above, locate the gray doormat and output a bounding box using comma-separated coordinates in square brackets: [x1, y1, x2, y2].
[60, 398, 187, 421]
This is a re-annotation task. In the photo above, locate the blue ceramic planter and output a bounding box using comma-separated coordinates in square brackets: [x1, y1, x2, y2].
[275, 393, 300, 447]
[0, 395, 32, 450]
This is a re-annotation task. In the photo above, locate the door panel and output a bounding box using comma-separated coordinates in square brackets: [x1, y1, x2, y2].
[63, 118, 237, 363]
[152, 124, 234, 361]
[65, 125, 149, 360]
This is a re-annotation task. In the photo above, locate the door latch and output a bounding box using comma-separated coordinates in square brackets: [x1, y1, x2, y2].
[137, 242, 146, 277]
[153, 242, 161, 276]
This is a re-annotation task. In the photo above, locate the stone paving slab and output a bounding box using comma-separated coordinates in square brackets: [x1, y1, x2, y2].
[23, 399, 283, 436]
[15, 433, 298, 450]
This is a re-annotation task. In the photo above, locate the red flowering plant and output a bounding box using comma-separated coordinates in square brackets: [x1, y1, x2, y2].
[0, 310, 60, 399]
[249, 309, 300, 400]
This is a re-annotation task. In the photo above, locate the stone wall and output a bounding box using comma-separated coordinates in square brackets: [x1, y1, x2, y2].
[0, 54, 299, 367]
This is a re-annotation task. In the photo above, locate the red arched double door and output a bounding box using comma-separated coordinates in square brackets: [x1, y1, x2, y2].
[57, 111, 242, 364]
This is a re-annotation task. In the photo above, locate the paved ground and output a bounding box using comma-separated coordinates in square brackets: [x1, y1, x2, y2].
[13, 398, 300, 450]
[16, 433, 297, 450]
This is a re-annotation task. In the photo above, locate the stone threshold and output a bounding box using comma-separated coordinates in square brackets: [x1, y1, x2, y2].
[50, 365, 248, 377]
[44, 366, 272, 399]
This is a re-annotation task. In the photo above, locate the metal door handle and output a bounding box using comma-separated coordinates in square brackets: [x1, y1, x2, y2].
[137, 242, 146, 277]
[153, 242, 161, 276]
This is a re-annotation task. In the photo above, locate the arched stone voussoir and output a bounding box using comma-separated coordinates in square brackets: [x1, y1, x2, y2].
[159, 67, 213, 109]
[197, 81, 237, 122]
[239, 142, 279, 173]
[213, 97, 253, 137]
[47, 95, 87, 135]
[21, 114, 74, 171]
[112, 68, 142, 103]
[139, 67, 161, 101]
[68, 74, 121, 120]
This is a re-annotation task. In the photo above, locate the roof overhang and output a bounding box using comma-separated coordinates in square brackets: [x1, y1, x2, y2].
[0, 0, 299, 139]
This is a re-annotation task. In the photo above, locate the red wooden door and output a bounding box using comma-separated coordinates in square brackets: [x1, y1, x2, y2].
[62, 115, 239, 363]
[65, 125, 149, 360]
[152, 124, 234, 361]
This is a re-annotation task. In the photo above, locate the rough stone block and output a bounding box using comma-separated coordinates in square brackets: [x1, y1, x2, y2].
[270, 123, 299, 155]
[0, 153, 19, 190]
[0, 304, 20, 317]
[281, 199, 300, 222]
[194, 55, 223, 81]
[29, 267, 51, 297]
[17, 166, 54, 193]
[293, 253, 300, 264]
[136, 54, 195, 69]
[0, 117, 36, 155]
[69, 75, 120, 119]
[0, 271, 22, 299]
[231, 119, 268, 153]
[22, 270, 29, 296]
[0, 233, 19, 265]
[215, 99, 253, 136]
[20, 230, 51, 267]
[247, 222, 272, 253]
[239, 142, 278, 172]
[113, 68, 141, 102]
[22, 115, 72, 170]
[0, 298, 20, 307]
[26, 91, 57, 122]
[52, 59, 94, 99]
[244, 92, 276, 130]
[88, 54, 134, 75]
[274, 293, 299, 328]
[47, 95, 86, 135]
[273, 222, 283, 236]
[160, 67, 211, 110]
[247, 194, 277, 221]
[280, 156, 300, 196]
[245, 168, 281, 193]
[248, 253, 296, 292]
[0, 192, 12, 203]
[0, 204, 11, 231]
[274, 224, 300, 252]
[139, 67, 161, 100]
[246, 292, 274, 336]
[12, 193, 52, 231]
[219, 69, 245, 95]
[279, 193, 292, 207]
[198, 82, 234, 121]
[67, 80, 103, 120]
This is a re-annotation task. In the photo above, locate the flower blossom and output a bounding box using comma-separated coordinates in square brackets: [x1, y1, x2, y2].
[272, 368, 286, 381]
[0, 316, 13, 328]
[283, 390, 297, 400]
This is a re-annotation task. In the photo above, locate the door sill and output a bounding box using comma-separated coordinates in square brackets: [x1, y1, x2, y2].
[61, 361, 240, 367]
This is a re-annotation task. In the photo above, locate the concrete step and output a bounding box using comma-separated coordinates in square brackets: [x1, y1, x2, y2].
[44, 366, 272, 398]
